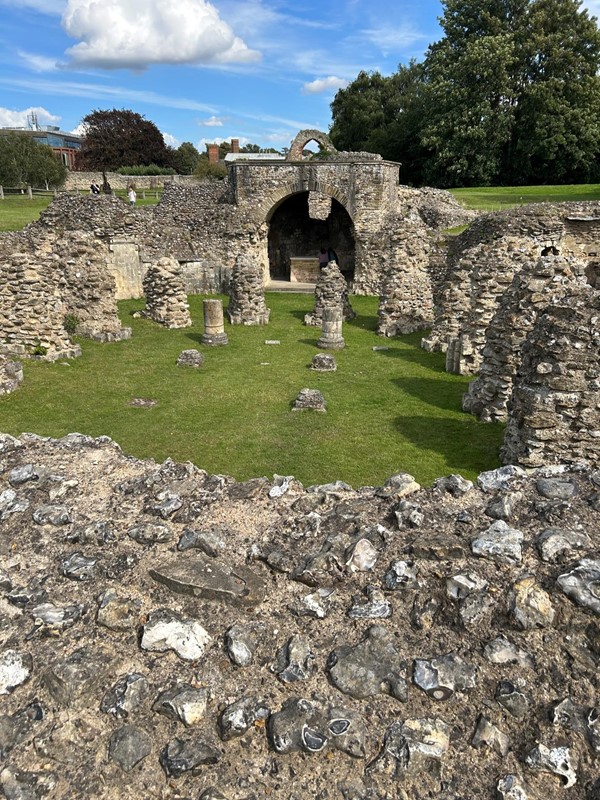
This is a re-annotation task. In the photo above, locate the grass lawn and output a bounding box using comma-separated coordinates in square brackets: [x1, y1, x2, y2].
[450, 183, 600, 211]
[0, 294, 504, 487]
[0, 189, 162, 232]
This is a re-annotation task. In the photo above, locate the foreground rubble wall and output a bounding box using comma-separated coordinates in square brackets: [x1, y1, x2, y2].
[0, 432, 598, 800]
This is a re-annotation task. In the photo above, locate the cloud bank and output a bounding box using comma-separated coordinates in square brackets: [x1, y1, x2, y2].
[0, 105, 60, 128]
[62, 0, 261, 69]
[302, 76, 348, 95]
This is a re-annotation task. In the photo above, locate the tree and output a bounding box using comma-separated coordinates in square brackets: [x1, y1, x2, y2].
[172, 141, 201, 174]
[76, 109, 171, 184]
[0, 133, 67, 188]
[508, 0, 600, 183]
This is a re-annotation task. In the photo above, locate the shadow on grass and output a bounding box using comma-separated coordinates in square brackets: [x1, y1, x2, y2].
[299, 337, 321, 347]
[345, 313, 378, 332]
[379, 346, 448, 375]
[184, 332, 205, 345]
[391, 376, 468, 412]
[394, 414, 504, 476]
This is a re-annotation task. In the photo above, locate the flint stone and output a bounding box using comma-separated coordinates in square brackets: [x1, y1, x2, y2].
[376, 472, 420, 499]
[268, 698, 366, 758]
[9, 465, 39, 486]
[327, 625, 407, 701]
[8, 580, 47, 609]
[471, 714, 510, 757]
[160, 736, 221, 777]
[557, 558, 600, 615]
[509, 576, 555, 629]
[225, 623, 261, 667]
[497, 775, 530, 800]
[276, 634, 316, 683]
[141, 609, 211, 661]
[32, 505, 71, 526]
[178, 527, 226, 556]
[536, 478, 579, 500]
[367, 718, 450, 777]
[536, 527, 591, 562]
[152, 684, 208, 726]
[0, 650, 32, 695]
[127, 522, 172, 544]
[496, 681, 530, 718]
[345, 538, 378, 572]
[0, 489, 29, 522]
[108, 725, 152, 772]
[293, 587, 335, 619]
[292, 388, 326, 412]
[485, 492, 523, 521]
[218, 695, 270, 741]
[348, 587, 391, 619]
[433, 474, 473, 497]
[177, 349, 204, 368]
[411, 595, 441, 630]
[61, 552, 97, 581]
[96, 591, 141, 631]
[471, 520, 523, 564]
[0, 702, 43, 758]
[0, 767, 57, 800]
[552, 697, 588, 735]
[149, 554, 265, 607]
[446, 572, 487, 600]
[394, 500, 424, 528]
[200, 789, 227, 800]
[310, 353, 337, 372]
[524, 743, 577, 788]
[484, 637, 534, 669]
[413, 653, 477, 700]
[101, 673, 150, 719]
[43, 646, 111, 707]
[477, 465, 527, 493]
[31, 603, 83, 631]
[385, 560, 419, 590]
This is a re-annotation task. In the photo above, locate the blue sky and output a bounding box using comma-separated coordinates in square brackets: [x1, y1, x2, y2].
[1, 0, 599, 153]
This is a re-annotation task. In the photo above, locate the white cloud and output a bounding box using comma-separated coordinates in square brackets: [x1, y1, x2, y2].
[201, 115, 225, 127]
[0, 105, 61, 128]
[18, 49, 61, 72]
[302, 76, 348, 95]
[61, 0, 261, 69]
[162, 131, 179, 148]
[358, 24, 427, 56]
[70, 122, 86, 135]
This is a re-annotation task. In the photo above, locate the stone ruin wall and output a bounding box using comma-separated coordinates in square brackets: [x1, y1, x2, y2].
[423, 202, 600, 377]
[463, 255, 589, 423]
[0, 431, 599, 800]
[502, 283, 600, 468]
[0, 228, 130, 364]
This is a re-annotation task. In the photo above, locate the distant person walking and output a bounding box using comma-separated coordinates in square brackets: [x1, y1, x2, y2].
[128, 187, 137, 206]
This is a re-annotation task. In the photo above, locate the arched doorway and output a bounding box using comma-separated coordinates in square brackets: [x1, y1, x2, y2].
[267, 192, 355, 283]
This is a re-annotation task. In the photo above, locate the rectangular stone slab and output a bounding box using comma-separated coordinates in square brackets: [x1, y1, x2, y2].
[149, 555, 265, 607]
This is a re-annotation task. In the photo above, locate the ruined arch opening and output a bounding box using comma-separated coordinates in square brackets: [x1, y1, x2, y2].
[267, 192, 355, 283]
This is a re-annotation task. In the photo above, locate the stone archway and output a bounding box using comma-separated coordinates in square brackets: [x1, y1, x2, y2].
[266, 190, 355, 283]
[287, 129, 337, 161]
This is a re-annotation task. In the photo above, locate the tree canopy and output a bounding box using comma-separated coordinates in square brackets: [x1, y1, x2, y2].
[0, 133, 67, 188]
[76, 109, 172, 176]
[329, 0, 600, 186]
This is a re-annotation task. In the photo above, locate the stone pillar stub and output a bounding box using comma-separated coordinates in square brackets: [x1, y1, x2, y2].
[201, 299, 229, 346]
[317, 306, 345, 350]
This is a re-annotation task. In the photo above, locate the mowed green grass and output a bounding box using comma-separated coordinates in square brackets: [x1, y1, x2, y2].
[0, 294, 504, 487]
[450, 183, 600, 211]
[0, 190, 162, 231]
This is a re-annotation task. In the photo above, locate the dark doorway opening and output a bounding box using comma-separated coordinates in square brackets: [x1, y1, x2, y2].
[267, 192, 355, 282]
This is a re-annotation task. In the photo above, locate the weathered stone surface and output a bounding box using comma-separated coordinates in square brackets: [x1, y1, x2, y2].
[139, 256, 192, 328]
[304, 261, 355, 326]
[524, 743, 577, 787]
[176, 349, 204, 368]
[292, 388, 326, 412]
[149, 555, 266, 607]
[108, 725, 152, 772]
[227, 253, 270, 325]
[413, 652, 477, 700]
[310, 353, 336, 372]
[557, 558, 600, 615]
[0, 651, 32, 695]
[0, 432, 599, 799]
[471, 520, 523, 564]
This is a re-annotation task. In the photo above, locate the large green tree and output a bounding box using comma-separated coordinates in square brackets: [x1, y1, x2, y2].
[171, 141, 201, 174]
[0, 133, 67, 188]
[76, 109, 171, 183]
[329, 0, 600, 187]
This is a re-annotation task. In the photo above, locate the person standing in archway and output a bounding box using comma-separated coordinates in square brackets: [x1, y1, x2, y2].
[327, 245, 338, 265]
[318, 247, 329, 269]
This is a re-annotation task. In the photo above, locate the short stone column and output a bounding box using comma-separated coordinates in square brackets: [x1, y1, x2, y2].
[317, 307, 345, 350]
[201, 299, 228, 346]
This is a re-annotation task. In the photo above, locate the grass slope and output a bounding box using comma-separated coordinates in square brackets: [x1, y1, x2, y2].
[0, 294, 504, 487]
[450, 183, 600, 211]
